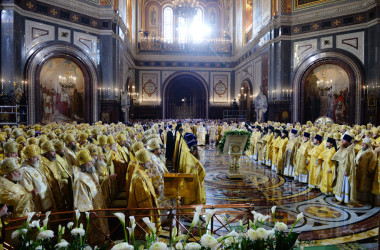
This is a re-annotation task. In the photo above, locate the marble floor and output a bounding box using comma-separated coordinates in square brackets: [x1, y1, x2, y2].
[198, 146, 380, 246]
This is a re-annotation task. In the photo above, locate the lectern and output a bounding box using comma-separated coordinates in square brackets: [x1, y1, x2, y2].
[222, 133, 249, 179]
[164, 173, 194, 207]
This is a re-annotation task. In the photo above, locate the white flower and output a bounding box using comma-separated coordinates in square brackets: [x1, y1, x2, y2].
[247, 229, 258, 241]
[71, 228, 85, 237]
[184, 242, 201, 250]
[149, 241, 168, 250]
[83, 246, 92, 250]
[258, 215, 270, 223]
[114, 212, 126, 225]
[11, 230, 20, 239]
[36, 230, 54, 240]
[195, 206, 202, 214]
[21, 229, 28, 235]
[67, 222, 74, 229]
[191, 212, 200, 227]
[31, 220, 40, 228]
[142, 217, 156, 234]
[111, 242, 134, 250]
[175, 242, 183, 250]
[127, 224, 136, 237]
[205, 209, 216, 225]
[27, 212, 35, 223]
[271, 206, 277, 215]
[275, 222, 287, 232]
[296, 212, 304, 221]
[267, 229, 275, 238]
[256, 228, 268, 239]
[85, 212, 90, 220]
[75, 209, 80, 221]
[253, 212, 262, 224]
[129, 216, 135, 226]
[200, 234, 218, 249]
[226, 230, 239, 238]
[55, 239, 70, 249]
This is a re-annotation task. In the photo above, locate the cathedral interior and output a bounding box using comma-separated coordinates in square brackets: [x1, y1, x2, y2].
[1, 0, 380, 249]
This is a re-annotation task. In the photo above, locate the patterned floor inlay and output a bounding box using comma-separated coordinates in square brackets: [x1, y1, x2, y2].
[198, 147, 380, 245]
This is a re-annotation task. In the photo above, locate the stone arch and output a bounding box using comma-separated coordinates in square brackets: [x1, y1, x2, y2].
[162, 71, 209, 119]
[24, 43, 98, 124]
[292, 50, 364, 124]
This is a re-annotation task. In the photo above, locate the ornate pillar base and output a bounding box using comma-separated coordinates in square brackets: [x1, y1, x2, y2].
[227, 154, 244, 179]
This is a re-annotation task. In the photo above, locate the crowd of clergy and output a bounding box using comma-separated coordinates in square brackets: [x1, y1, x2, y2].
[0, 119, 379, 229]
[0, 120, 207, 229]
[246, 121, 380, 206]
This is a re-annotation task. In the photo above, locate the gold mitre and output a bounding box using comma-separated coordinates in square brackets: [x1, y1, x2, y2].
[132, 141, 144, 153]
[76, 149, 92, 166]
[24, 145, 39, 159]
[87, 144, 99, 156]
[1, 158, 20, 175]
[41, 141, 55, 154]
[135, 149, 150, 164]
[3, 141, 18, 154]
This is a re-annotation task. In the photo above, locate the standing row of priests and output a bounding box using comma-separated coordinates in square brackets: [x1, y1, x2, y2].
[247, 121, 380, 206]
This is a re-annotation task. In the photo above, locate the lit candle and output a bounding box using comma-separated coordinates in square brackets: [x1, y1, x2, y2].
[1, 78, 3, 95]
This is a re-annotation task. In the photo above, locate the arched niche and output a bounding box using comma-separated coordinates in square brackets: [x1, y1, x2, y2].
[292, 50, 364, 125]
[25, 43, 98, 124]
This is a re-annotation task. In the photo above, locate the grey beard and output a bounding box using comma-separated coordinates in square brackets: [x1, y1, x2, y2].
[30, 161, 39, 168]
[46, 154, 56, 162]
[95, 159, 107, 170]
[86, 166, 96, 174]
[70, 144, 77, 152]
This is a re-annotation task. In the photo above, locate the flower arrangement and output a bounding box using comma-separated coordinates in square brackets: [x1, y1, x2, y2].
[10, 206, 303, 249]
[10, 210, 107, 250]
[217, 130, 252, 153]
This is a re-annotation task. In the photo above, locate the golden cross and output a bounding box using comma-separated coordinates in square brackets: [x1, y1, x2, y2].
[72, 15, 79, 21]
[357, 16, 364, 22]
[50, 9, 58, 16]
[334, 19, 341, 26]
[313, 23, 320, 30]
[26, 1, 34, 9]
[294, 27, 300, 33]
[92, 20, 98, 27]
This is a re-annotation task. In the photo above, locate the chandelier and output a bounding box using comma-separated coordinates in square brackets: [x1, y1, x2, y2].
[316, 62, 332, 92]
[59, 72, 76, 89]
[173, 0, 199, 19]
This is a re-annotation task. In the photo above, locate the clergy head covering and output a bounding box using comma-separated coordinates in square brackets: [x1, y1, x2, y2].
[274, 129, 281, 134]
[147, 138, 160, 151]
[354, 135, 362, 142]
[326, 137, 336, 144]
[314, 134, 323, 142]
[78, 132, 88, 142]
[291, 129, 298, 135]
[135, 149, 151, 164]
[16, 136, 26, 144]
[24, 145, 39, 159]
[65, 133, 75, 143]
[1, 158, 20, 175]
[282, 130, 289, 137]
[132, 141, 144, 153]
[27, 137, 38, 145]
[98, 135, 108, 146]
[116, 134, 127, 142]
[77, 149, 92, 166]
[33, 124, 41, 131]
[268, 126, 274, 131]
[107, 135, 116, 145]
[4, 141, 18, 154]
[54, 141, 65, 151]
[0, 133, 5, 142]
[303, 132, 310, 138]
[26, 129, 35, 138]
[88, 144, 99, 156]
[333, 132, 341, 141]
[342, 133, 353, 143]
[362, 138, 372, 145]
[41, 141, 55, 154]
[12, 129, 22, 138]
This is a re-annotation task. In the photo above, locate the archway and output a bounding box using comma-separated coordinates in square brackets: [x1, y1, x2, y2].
[293, 50, 364, 124]
[163, 73, 208, 119]
[25, 43, 98, 124]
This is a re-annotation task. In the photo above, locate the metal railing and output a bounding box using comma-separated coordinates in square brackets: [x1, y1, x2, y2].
[2, 204, 254, 248]
[0, 105, 28, 126]
[223, 110, 248, 122]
